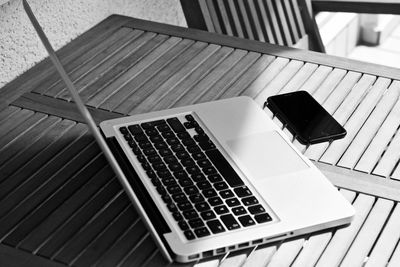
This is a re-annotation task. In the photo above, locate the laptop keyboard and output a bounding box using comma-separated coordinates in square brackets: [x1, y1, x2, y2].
[119, 114, 272, 240]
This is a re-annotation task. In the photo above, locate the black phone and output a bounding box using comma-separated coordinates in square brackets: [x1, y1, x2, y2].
[265, 91, 346, 145]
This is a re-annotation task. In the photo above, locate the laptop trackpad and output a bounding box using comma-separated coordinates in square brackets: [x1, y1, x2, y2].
[226, 131, 309, 180]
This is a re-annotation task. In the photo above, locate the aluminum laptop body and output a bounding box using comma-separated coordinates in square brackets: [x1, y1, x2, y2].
[24, 0, 354, 263]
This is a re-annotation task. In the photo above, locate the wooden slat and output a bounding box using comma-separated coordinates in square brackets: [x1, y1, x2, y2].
[113, 41, 209, 114]
[198, 0, 216, 32]
[118, 235, 158, 267]
[338, 81, 400, 169]
[372, 128, 400, 178]
[320, 77, 390, 165]
[355, 97, 400, 174]
[291, 0, 306, 37]
[95, 38, 195, 110]
[366, 204, 400, 266]
[312, 68, 347, 103]
[236, 0, 255, 40]
[149, 46, 234, 111]
[171, 49, 247, 108]
[130, 44, 222, 113]
[48, 31, 156, 98]
[219, 251, 249, 267]
[225, 0, 244, 38]
[392, 165, 400, 180]
[215, 0, 233, 36]
[298, 65, 332, 94]
[205, 0, 222, 34]
[274, 0, 294, 45]
[279, 62, 318, 94]
[388, 244, 400, 267]
[292, 232, 332, 267]
[254, 60, 304, 105]
[316, 194, 375, 266]
[241, 57, 290, 99]
[34, 27, 142, 95]
[341, 198, 394, 266]
[265, 0, 284, 45]
[0, 106, 20, 124]
[246, 1, 265, 42]
[305, 74, 376, 161]
[242, 245, 276, 267]
[82, 36, 182, 106]
[0, 109, 34, 140]
[268, 238, 305, 266]
[283, 0, 300, 42]
[255, 0, 275, 43]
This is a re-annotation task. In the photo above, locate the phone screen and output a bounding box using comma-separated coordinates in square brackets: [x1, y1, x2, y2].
[266, 91, 346, 144]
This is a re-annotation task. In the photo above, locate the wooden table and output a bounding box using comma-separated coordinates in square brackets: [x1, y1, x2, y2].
[1, 15, 400, 267]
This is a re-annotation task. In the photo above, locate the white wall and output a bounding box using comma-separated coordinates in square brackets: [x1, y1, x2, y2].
[0, 0, 187, 88]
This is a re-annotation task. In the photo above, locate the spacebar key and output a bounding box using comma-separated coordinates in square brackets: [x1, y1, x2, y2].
[205, 149, 244, 187]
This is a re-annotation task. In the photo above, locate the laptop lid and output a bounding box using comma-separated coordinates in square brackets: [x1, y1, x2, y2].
[22, 0, 173, 262]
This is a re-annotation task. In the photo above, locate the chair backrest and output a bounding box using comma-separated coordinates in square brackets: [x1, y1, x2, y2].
[180, 0, 325, 52]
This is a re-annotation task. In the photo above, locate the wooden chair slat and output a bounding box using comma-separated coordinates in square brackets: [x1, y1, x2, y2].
[215, 0, 234, 36]
[273, 0, 294, 46]
[84, 36, 182, 108]
[292, 232, 332, 267]
[198, 0, 216, 32]
[246, 0, 266, 42]
[305, 74, 376, 161]
[130, 44, 222, 114]
[283, 0, 300, 42]
[365, 204, 400, 266]
[280, 62, 318, 94]
[290, 0, 306, 37]
[114, 41, 209, 114]
[0, 118, 74, 179]
[46, 30, 152, 98]
[0, 106, 20, 124]
[373, 128, 400, 177]
[151, 46, 234, 111]
[265, 0, 285, 45]
[34, 28, 142, 95]
[205, 0, 223, 34]
[225, 0, 245, 38]
[320, 77, 390, 165]
[242, 245, 277, 267]
[338, 81, 400, 169]
[3, 147, 103, 247]
[355, 97, 400, 174]
[241, 57, 290, 99]
[218, 54, 276, 99]
[118, 235, 158, 267]
[0, 109, 34, 140]
[97, 38, 195, 111]
[63, 33, 169, 102]
[388, 241, 400, 267]
[219, 253, 248, 267]
[195, 52, 261, 104]
[392, 166, 400, 180]
[256, 0, 276, 43]
[315, 193, 375, 267]
[236, 0, 255, 40]
[267, 238, 305, 267]
[173, 49, 248, 107]
[298, 65, 332, 94]
[0, 115, 60, 166]
[18, 166, 115, 252]
[254, 60, 304, 105]
[341, 198, 394, 266]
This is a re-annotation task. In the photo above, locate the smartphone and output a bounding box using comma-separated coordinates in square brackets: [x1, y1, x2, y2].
[265, 91, 346, 145]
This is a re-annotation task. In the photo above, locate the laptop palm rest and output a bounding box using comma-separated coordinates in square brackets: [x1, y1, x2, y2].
[226, 131, 309, 180]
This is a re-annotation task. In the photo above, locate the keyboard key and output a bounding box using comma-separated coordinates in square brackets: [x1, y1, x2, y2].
[181, 158, 195, 167]
[186, 166, 201, 175]
[177, 132, 191, 139]
[151, 178, 161, 186]
[214, 181, 229, 191]
[157, 124, 171, 132]
[123, 134, 132, 141]
[166, 137, 180, 146]
[159, 148, 173, 157]
[171, 144, 185, 152]
[194, 227, 210, 238]
[197, 159, 212, 168]
[206, 149, 244, 187]
[152, 162, 167, 171]
[208, 173, 223, 183]
[191, 173, 206, 182]
[184, 230, 195, 240]
[139, 141, 153, 149]
[226, 198, 240, 207]
[189, 194, 205, 203]
[195, 202, 210, 212]
[202, 166, 217, 175]
[164, 155, 179, 164]
[162, 131, 175, 139]
[200, 210, 216, 220]
[176, 151, 190, 159]
[197, 181, 211, 190]
[134, 134, 147, 142]
[184, 185, 199, 195]
[184, 121, 195, 129]
[161, 195, 172, 204]
[207, 220, 225, 234]
[199, 140, 216, 150]
[202, 188, 217, 198]
[156, 185, 166, 195]
[179, 178, 193, 187]
[208, 196, 223, 206]
[167, 185, 182, 195]
[174, 170, 189, 180]
[120, 127, 128, 134]
[195, 127, 204, 134]
[146, 170, 157, 179]
[169, 163, 183, 172]
[150, 135, 163, 143]
[185, 114, 195, 121]
[143, 147, 156, 156]
[220, 189, 234, 199]
[188, 218, 204, 228]
[172, 193, 187, 203]
[178, 220, 189, 230]
[128, 125, 143, 135]
[234, 186, 252, 197]
[248, 205, 266, 214]
[194, 134, 210, 143]
[242, 196, 258, 206]
[167, 203, 178, 212]
[147, 154, 162, 163]
[145, 128, 158, 136]
[192, 152, 206, 160]
[238, 215, 256, 227]
[177, 201, 192, 211]
[182, 138, 196, 147]
[187, 145, 201, 153]
[154, 142, 168, 150]
[254, 213, 272, 223]
[214, 205, 229, 215]
[183, 209, 198, 220]
[172, 212, 183, 221]
[232, 206, 247, 216]
[167, 118, 186, 133]
[220, 214, 241, 230]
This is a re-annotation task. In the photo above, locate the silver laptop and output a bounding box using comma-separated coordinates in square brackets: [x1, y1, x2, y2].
[24, 0, 354, 263]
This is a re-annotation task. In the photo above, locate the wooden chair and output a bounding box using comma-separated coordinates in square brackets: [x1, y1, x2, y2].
[179, 0, 326, 52]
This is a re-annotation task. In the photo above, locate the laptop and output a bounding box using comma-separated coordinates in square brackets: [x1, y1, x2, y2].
[23, 0, 354, 263]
